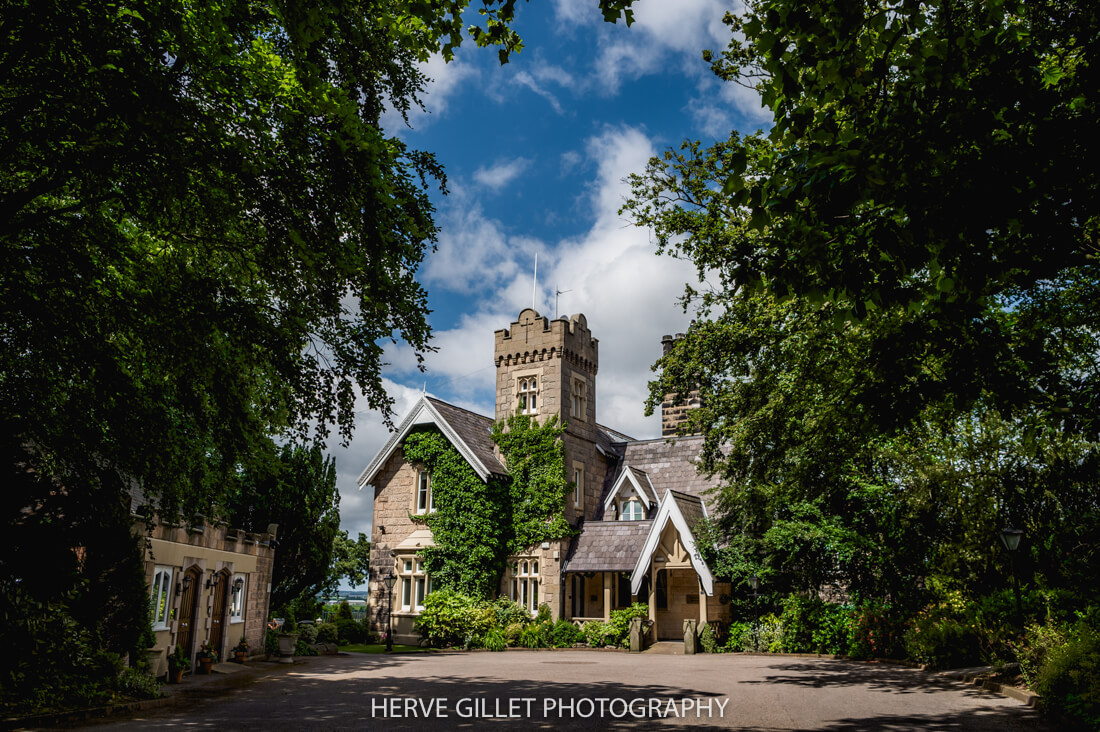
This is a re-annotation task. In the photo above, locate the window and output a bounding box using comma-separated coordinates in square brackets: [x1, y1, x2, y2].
[416, 471, 433, 514]
[230, 574, 246, 623]
[398, 557, 430, 612]
[573, 465, 584, 508]
[621, 498, 645, 521]
[150, 566, 173, 630]
[517, 376, 538, 415]
[571, 378, 587, 420]
[511, 558, 540, 613]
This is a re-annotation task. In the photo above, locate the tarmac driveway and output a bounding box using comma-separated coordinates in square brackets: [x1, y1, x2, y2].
[76, 651, 1052, 731]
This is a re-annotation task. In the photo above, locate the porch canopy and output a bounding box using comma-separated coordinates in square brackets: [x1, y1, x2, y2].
[630, 490, 715, 596]
[563, 521, 652, 574]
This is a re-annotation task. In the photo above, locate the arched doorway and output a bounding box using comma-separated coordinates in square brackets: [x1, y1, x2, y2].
[176, 566, 202, 662]
[208, 570, 231, 658]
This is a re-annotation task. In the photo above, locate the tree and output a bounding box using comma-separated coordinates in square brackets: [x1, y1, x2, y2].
[330, 530, 371, 590]
[623, 1, 1100, 608]
[226, 443, 340, 612]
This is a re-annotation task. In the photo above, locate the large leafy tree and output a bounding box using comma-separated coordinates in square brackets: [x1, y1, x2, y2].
[226, 443, 341, 612]
[624, 0, 1100, 608]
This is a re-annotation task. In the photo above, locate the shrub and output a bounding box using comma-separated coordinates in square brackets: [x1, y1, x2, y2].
[551, 619, 583, 648]
[483, 627, 507, 652]
[114, 667, 163, 700]
[607, 603, 649, 648]
[265, 628, 279, 656]
[700, 623, 720, 653]
[297, 623, 319, 644]
[846, 602, 905, 659]
[316, 622, 338, 645]
[1031, 622, 1100, 728]
[582, 620, 614, 648]
[493, 596, 532, 628]
[415, 589, 494, 647]
[518, 623, 546, 648]
[294, 639, 318, 656]
[504, 622, 525, 647]
[335, 617, 363, 645]
[536, 603, 552, 623]
[336, 600, 355, 622]
[904, 609, 983, 669]
[725, 621, 751, 652]
[778, 594, 851, 655]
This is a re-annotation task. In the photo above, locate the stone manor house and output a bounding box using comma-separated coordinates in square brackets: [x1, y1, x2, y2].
[358, 309, 732, 644]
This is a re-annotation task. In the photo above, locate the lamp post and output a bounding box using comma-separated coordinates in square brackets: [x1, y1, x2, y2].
[1000, 526, 1024, 629]
[383, 572, 397, 652]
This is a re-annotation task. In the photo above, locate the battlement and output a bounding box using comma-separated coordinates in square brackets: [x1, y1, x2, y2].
[494, 308, 598, 372]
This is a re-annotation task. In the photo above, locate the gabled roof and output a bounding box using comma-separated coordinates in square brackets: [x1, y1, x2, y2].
[601, 464, 658, 513]
[563, 520, 653, 573]
[613, 435, 721, 506]
[356, 395, 506, 488]
[630, 489, 714, 596]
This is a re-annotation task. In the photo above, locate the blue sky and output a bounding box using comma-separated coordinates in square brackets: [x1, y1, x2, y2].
[331, 0, 767, 557]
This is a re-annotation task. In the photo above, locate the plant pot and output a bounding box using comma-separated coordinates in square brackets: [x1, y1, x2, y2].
[234, 650, 247, 664]
[277, 633, 299, 664]
[198, 657, 214, 674]
[145, 647, 164, 676]
[169, 667, 185, 684]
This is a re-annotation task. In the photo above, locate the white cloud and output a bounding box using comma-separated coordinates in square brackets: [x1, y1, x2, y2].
[473, 157, 533, 190]
[381, 53, 478, 132]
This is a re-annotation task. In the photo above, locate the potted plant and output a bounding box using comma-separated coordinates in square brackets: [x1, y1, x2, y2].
[232, 636, 249, 663]
[167, 645, 189, 683]
[196, 642, 218, 674]
[276, 622, 299, 664]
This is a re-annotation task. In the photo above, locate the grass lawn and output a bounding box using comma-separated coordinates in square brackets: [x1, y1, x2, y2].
[341, 643, 432, 654]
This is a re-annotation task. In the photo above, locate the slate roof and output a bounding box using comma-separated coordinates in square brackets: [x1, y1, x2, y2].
[668, 490, 706, 533]
[564, 520, 653, 573]
[425, 396, 507, 477]
[611, 435, 721, 507]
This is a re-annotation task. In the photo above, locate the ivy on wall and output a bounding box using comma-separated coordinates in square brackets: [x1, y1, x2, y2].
[402, 430, 507, 598]
[401, 414, 574, 599]
[492, 413, 575, 555]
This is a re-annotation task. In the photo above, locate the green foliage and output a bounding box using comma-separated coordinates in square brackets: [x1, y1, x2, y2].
[492, 413, 575, 553]
[336, 600, 355, 622]
[293, 639, 318, 657]
[297, 623, 319, 644]
[536, 603, 553, 624]
[582, 620, 616, 648]
[504, 622, 526, 647]
[606, 603, 650, 648]
[518, 622, 548, 649]
[493, 596, 532, 627]
[330, 532, 371, 590]
[699, 623, 720, 654]
[264, 630, 279, 657]
[778, 595, 851, 655]
[114, 668, 163, 700]
[724, 622, 752, 652]
[335, 617, 365, 645]
[404, 431, 508, 598]
[414, 589, 494, 648]
[846, 603, 906, 660]
[483, 627, 507, 652]
[227, 443, 340, 612]
[316, 623, 338, 645]
[551, 619, 583, 648]
[1029, 621, 1100, 728]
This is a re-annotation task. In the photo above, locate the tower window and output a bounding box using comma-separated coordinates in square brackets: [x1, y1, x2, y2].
[518, 377, 538, 415]
[571, 378, 587, 421]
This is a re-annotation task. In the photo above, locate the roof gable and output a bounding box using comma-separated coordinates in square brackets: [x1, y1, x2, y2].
[630, 489, 714, 596]
[356, 396, 505, 488]
[601, 464, 658, 513]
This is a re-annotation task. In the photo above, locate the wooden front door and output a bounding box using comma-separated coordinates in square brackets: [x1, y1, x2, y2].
[208, 572, 229, 657]
[176, 566, 201, 659]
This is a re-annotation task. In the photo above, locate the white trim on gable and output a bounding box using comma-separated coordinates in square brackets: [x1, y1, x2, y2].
[629, 491, 714, 597]
[356, 396, 493, 489]
[601, 465, 658, 514]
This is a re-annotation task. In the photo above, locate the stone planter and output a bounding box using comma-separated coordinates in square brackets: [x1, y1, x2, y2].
[277, 633, 299, 664]
[145, 647, 164, 676]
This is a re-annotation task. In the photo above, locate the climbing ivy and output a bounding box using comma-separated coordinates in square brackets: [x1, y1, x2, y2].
[401, 414, 574, 599]
[402, 430, 507, 598]
[492, 413, 575, 555]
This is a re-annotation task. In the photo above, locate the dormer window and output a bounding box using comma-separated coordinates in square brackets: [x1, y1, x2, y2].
[518, 377, 538, 415]
[621, 498, 645, 521]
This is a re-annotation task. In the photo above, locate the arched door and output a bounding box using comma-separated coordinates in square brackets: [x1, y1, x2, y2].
[176, 566, 202, 660]
[208, 571, 230, 657]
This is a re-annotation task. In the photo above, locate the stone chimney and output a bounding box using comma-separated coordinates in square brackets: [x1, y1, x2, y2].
[660, 333, 700, 437]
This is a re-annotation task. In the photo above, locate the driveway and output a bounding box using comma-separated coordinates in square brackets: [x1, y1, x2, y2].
[75, 651, 1051, 730]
